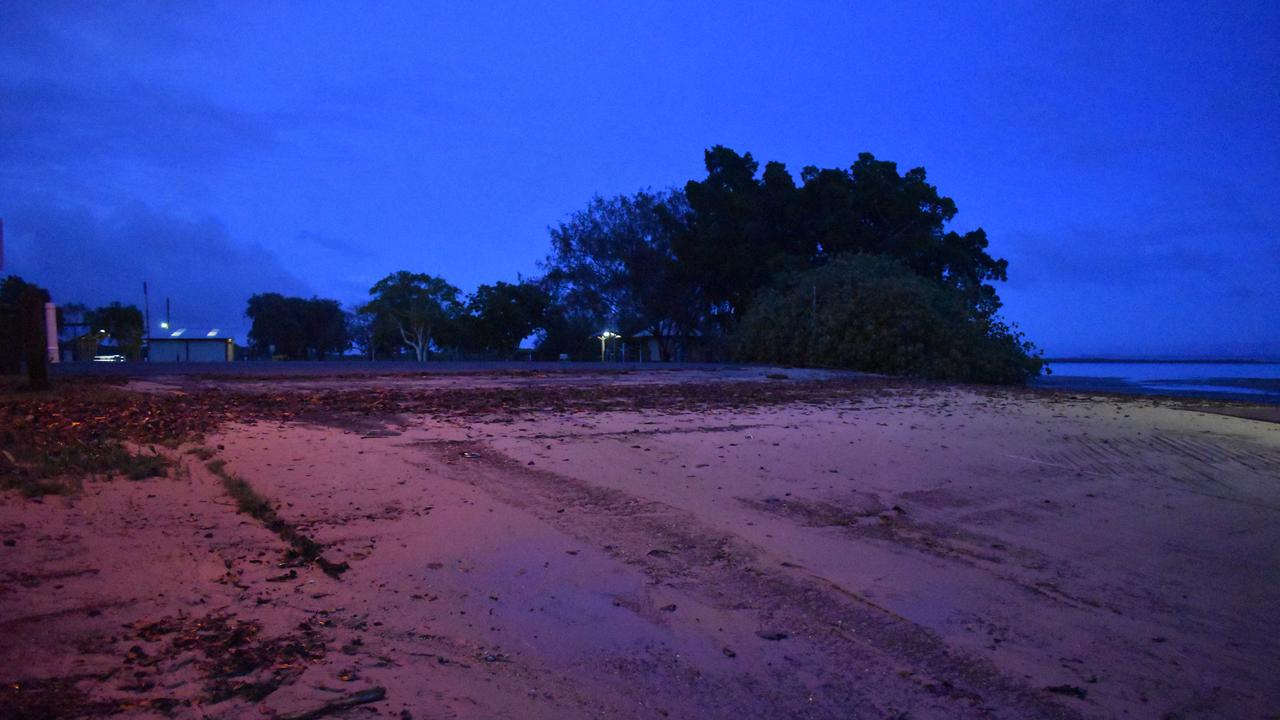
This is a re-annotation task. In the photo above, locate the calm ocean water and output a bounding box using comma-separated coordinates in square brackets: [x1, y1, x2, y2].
[1044, 362, 1280, 381]
[1035, 362, 1280, 402]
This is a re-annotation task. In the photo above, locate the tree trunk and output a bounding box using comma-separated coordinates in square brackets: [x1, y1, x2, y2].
[398, 322, 427, 362]
[21, 287, 51, 391]
[652, 325, 675, 363]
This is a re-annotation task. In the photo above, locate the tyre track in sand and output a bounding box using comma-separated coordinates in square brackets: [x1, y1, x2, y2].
[416, 439, 1085, 720]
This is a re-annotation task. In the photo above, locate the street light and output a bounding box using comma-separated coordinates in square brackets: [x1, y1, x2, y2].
[596, 331, 620, 362]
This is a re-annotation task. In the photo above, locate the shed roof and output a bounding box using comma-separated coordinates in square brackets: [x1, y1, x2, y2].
[148, 335, 233, 343]
[148, 329, 230, 341]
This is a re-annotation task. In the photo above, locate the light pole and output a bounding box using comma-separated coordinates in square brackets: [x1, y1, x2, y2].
[597, 331, 619, 362]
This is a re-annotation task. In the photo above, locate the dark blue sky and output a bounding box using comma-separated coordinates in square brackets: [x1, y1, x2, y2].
[3, 2, 1277, 357]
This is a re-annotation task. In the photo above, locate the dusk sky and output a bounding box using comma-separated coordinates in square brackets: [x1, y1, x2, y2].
[2, 1, 1277, 357]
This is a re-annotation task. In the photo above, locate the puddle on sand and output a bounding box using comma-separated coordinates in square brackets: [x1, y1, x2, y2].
[890, 591, 958, 629]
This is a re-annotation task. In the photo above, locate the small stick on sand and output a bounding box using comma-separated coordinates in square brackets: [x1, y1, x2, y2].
[277, 686, 386, 720]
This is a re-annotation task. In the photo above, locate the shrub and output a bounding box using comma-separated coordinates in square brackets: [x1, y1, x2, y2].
[732, 254, 1042, 384]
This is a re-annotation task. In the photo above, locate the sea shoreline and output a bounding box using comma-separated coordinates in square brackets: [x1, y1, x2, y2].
[1034, 373, 1280, 405]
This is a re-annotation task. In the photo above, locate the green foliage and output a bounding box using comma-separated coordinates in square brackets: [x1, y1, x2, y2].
[678, 148, 808, 323]
[733, 254, 1042, 384]
[676, 146, 1011, 322]
[0, 276, 31, 375]
[462, 280, 550, 357]
[796, 155, 1007, 315]
[535, 146, 1038, 378]
[344, 306, 399, 360]
[531, 303, 600, 361]
[85, 301, 145, 360]
[542, 191, 701, 358]
[245, 294, 348, 359]
[1, 440, 170, 497]
[205, 459, 348, 577]
[0, 275, 52, 384]
[363, 271, 460, 361]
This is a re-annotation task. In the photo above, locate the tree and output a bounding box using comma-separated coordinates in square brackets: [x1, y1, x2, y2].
[463, 280, 550, 358]
[676, 147, 809, 325]
[246, 294, 348, 359]
[363, 272, 460, 362]
[533, 286, 607, 361]
[0, 276, 29, 375]
[732, 254, 1042, 384]
[796, 154, 1007, 314]
[300, 298, 348, 359]
[542, 190, 700, 360]
[676, 146, 1012, 324]
[345, 307, 376, 360]
[85, 302, 144, 360]
[0, 275, 52, 388]
[246, 293, 305, 358]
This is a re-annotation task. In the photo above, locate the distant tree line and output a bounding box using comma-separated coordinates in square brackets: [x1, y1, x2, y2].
[276, 145, 1039, 382]
[3, 146, 1042, 384]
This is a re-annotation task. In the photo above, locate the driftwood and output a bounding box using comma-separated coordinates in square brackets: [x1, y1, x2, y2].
[277, 686, 386, 720]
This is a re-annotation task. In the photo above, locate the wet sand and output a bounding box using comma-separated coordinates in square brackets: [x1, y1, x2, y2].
[3, 370, 1279, 718]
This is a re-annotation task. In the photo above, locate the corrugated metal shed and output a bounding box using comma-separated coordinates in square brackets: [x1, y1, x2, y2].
[147, 332, 234, 362]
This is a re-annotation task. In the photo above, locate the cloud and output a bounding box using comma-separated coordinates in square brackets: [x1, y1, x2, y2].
[0, 78, 281, 173]
[296, 230, 366, 257]
[0, 3, 293, 191]
[999, 217, 1272, 289]
[2, 199, 309, 339]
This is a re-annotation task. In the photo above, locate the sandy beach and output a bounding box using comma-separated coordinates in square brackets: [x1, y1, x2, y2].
[2, 369, 1278, 719]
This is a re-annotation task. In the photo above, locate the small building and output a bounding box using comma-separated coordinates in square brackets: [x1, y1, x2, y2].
[147, 335, 235, 362]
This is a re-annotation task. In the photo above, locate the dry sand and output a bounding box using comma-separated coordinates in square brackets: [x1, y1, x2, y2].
[2, 370, 1278, 719]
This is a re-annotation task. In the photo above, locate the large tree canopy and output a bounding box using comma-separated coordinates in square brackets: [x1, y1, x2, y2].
[462, 280, 550, 358]
[677, 146, 1010, 321]
[677, 148, 806, 324]
[245, 293, 347, 359]
[363, 271, 460, 362]
[542, 190, 700, 360]
[796, 154, 1007, 314]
